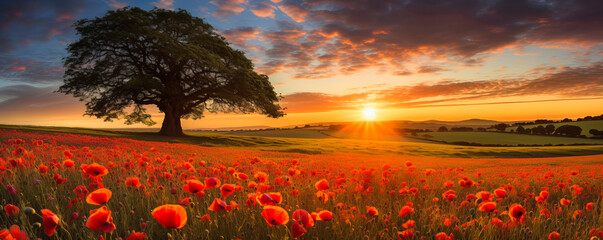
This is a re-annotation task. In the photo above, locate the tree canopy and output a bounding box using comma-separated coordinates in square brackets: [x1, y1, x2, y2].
[59, 7, 284, 136]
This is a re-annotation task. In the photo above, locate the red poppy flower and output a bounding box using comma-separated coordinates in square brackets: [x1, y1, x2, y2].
[508, 203, 526, 221]
[257, 192, 282, 206]
[257, 183, 274, 192]
[38, 164, 48, 174]
[230, 201, 239, 210]
[81, 163, 108, 177]
[398, 229, 413, 239]
[204, 177, 221, 189]
[478, 202, 496, 212]
[475, 191, 492, 202]
[494, 188, 506, 198]
[292, 209, 314, 227]
[367, 206, 378, 216]
[86, 206, 116, 232]
[315, 179, 329, 191]
[316, 191, 329, 204]
[443, 181, 454, 188]
[86, 188, 112, 205]
[436, 232, 453, 240]
[0, 225, 28, 240]
[459, 179, 474, 188]
[184, 180, 205, 194]
[220, 184, 236, 198]
[63, 150, 73, 158]
[402, 220, 415, 228]
[548, 232, 560, 240]
[73, 185, 89, 200]
[41, 209, 59, 236]
[247, 181, 258, 189]
[53, 174, 67, 184]
[399, 206, 414, 218]
[316, 210, 333, 221]
[4, 204, 19, 218]
[63, 160, 75, 168]
[127, 232, 147, 240]
[151, 204, 187, 229]
[491, 218, 503, 227]
[560, 198, 570, 206]
[261, 206, 289, 226]
[178, 198, 192, 206]
[586, 202, 594, 210]
[235, 172, 248, 180]
[291, 220, 307, 238]
[208, 198, 230, 212]
[589, 229, 603, 238]
[125, 177, 141, 188]
[254, 172, 268, 183]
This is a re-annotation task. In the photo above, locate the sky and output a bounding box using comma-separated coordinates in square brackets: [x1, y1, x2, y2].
[0, 0, 602, 129]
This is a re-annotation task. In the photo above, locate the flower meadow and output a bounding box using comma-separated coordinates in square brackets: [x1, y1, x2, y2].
[0, 129, 602, 240]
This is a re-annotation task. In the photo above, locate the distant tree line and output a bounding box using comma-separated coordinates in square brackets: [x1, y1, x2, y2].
[514, 124, 589, 137]
[515, 124, 556, 135]
[590, 129, 603, 138]
[398, 128, 432, 134]
[437, 126, 486, 132]
[511, 114, 603, 126]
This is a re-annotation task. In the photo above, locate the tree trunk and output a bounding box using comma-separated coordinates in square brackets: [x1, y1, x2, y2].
[159, 109, 184, 136]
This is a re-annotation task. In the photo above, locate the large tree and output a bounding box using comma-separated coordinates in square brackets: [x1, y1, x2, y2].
[59, 7, 284, 136]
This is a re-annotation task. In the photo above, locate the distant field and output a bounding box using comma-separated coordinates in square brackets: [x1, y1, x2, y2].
[2, 124, 603, 158]
[506, 120, 603, 137]
[414, 131, 603, 145]
[212, 128, 332, 138]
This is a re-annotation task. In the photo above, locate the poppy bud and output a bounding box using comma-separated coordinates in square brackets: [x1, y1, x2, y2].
[70, 212, 79, 221]
[24, 207, 36, 215]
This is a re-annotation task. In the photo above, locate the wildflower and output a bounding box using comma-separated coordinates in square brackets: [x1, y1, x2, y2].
[151, 205, 187, 229]
[261, 206, 289, 226]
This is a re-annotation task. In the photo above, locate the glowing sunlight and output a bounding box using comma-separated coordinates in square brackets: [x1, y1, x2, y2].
[362, 107, 377, 121]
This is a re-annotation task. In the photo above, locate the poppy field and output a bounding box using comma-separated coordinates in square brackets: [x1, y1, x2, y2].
[0, 129, 602, 240]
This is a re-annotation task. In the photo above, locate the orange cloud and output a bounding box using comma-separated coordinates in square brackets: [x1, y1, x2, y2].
[278, 4, 308, 22]
[250, 2, 276, 18]
[151, 0, 174, 9]
[107, 0, 128, 8]
[279, 62, 603, 112]
[211, 0, 246, 17]
[281, 92, 369, 113]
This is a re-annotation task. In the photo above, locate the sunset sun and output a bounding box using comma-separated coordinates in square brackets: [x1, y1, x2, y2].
[362, 107, 377, 121]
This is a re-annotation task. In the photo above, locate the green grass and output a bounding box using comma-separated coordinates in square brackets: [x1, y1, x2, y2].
[414, 131, 603, 145]
[2, 124, 603, 158]
[212, 128, 333, 138]
[506, 120, 603, 137]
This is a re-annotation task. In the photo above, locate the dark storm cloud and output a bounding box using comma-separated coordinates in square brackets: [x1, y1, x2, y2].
[251, 0, 603, 77]
[0, 57, 64, 84]
[0, 0, 90, 53]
